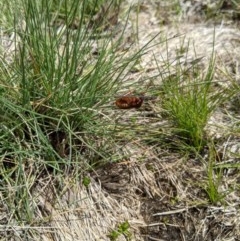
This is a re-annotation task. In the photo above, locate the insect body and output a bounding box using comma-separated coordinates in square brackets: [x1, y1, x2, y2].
[115, 96, 144, 109]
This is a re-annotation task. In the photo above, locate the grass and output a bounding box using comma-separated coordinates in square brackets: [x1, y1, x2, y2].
[161, 69, 213, 151]
[1, 0, 240, 240]
[203, 144, 228, 204]
[108, 221, 131, 241]
[160, 41, 235, 152]
[0, 0, 152, 229]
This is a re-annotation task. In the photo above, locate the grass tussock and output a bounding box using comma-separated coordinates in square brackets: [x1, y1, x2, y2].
[0, 0, 150, 230]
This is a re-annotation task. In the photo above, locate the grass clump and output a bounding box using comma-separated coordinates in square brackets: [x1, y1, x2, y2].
[161, 52, 232, 152]
[161, 64, 213, 151]
[0, 0, 149, 228]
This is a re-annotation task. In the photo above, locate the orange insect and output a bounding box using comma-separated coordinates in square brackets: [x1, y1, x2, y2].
[115, 96, 144, 109]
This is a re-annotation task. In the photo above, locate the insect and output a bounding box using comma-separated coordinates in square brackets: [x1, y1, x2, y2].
[115, 96, 144, 109]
